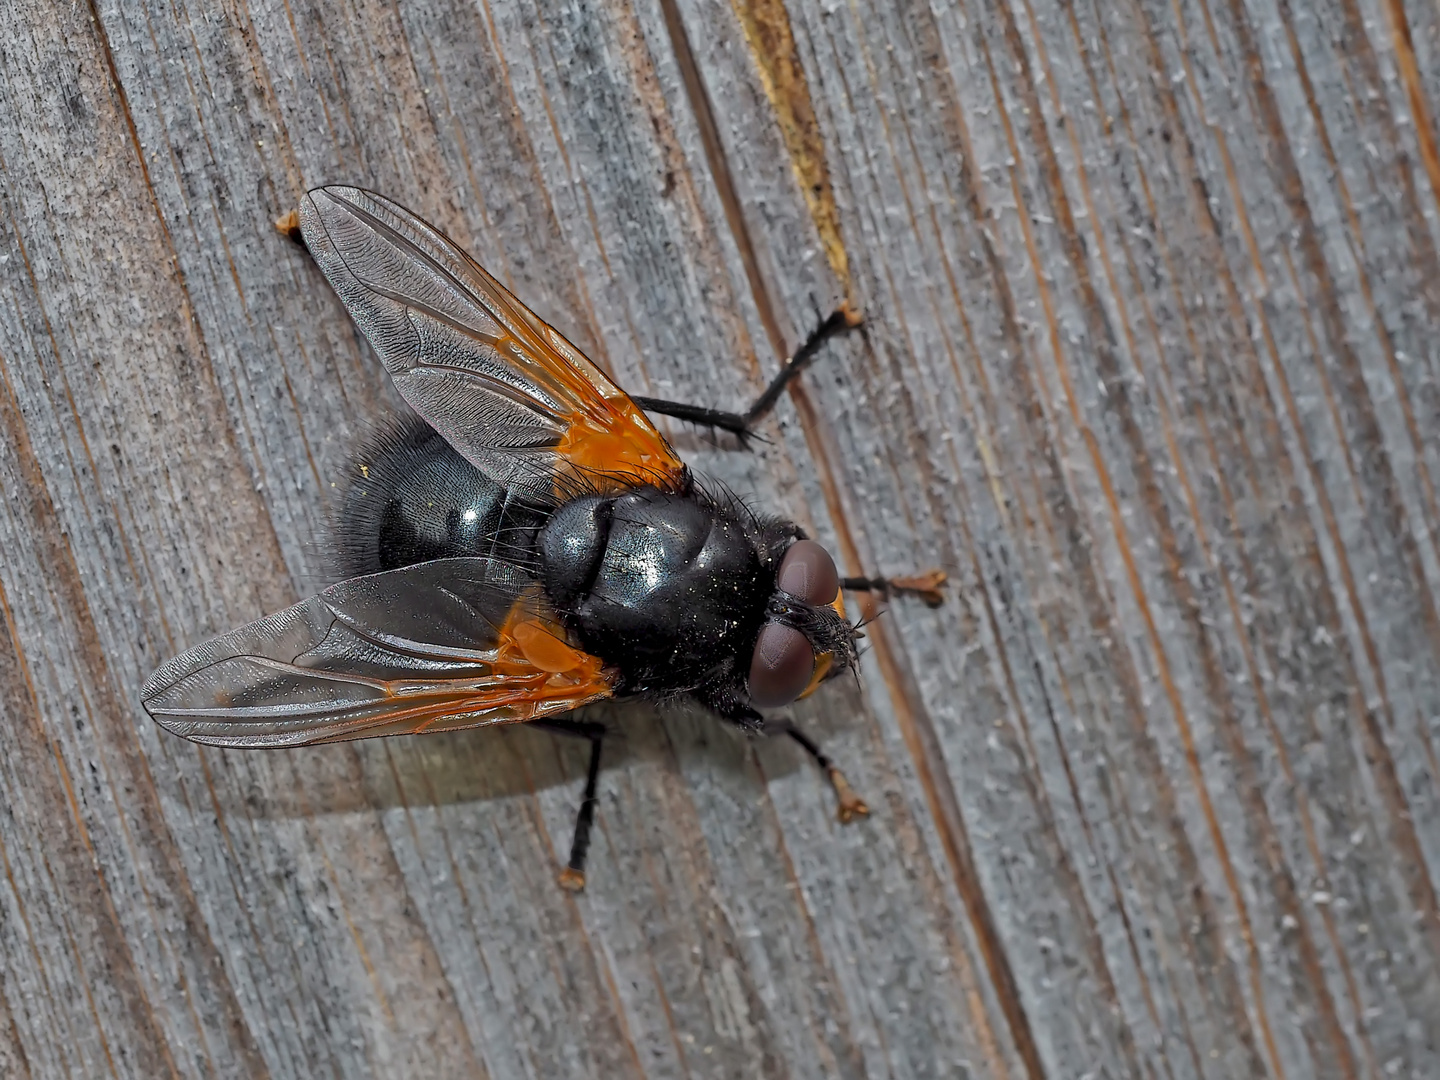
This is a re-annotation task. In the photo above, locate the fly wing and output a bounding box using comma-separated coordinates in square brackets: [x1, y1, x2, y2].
[141, 558, 616, 748]
[298, 186, 686, 497]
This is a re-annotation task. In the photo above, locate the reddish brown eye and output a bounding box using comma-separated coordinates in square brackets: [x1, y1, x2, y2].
[777, 539, 840, 606]
[747, 623, 816, 708]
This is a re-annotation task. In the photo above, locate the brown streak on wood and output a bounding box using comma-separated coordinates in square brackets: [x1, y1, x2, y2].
[0, 351, 265, 1078]
[591, 941, 650, 1078]
[955, 510, 1139, 1076]
[794, 20, 1046, 1074]
[871, 237, 1131, 1075]
[1132, 18, 1413, 1073]
[981, 4, 1292, 1074]
[4, 12, 286, 1072]
[1379, 0, 1440, 219]
[1215, 0, 1440, 936]
[1105, 862, 1180, 1080]
[739, 31, 1044, 1052]
[1014, 8, 1259, 1068]
[1279, 0, 1440, 609]
[844, 2, 1251, 1066]
[754, 772, 869, 1074]
[791, 382, 1035, 1080]
[0, 983, 32, 1080]
[1028, 1, 1368, 1072]
[840, 608, 1029, 1080]
[49, 741, 151, 1080]
[83, 0, 192, 342]
[0, 589, 68, 1079]
[1290, 0, 1440, 622]
[658, 0, 787, 359]
[1126, 139, 1380, 1075]
[730, 0, 850, 287]
[1218, 87, 1440, 1022]
[652, 22, 1049, 1067]
[1084, 34, 1325, 1074]
[0, 587, 151, 1080]
[1223, 111, 1440, 935]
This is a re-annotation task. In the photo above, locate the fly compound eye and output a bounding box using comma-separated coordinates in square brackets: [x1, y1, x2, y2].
[747, 539, 840, 708]
[776, 539, 840, 606]
[747, 623, 817, 709]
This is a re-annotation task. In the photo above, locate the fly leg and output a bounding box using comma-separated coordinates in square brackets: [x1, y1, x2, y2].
[274, 209, 303, 243]
[532, 719, 607, 891]
[638, 306, 948, 607]
[841, 570, 948, 608]
[770, 719, 869, 824]
[634, 302, 862, 441]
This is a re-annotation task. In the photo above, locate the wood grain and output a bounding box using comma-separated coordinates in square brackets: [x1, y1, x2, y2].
[2, 0, 1438, 1076]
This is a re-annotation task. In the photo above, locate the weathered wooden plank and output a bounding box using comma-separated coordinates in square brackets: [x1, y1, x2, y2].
[1, 0, 1437, 1077]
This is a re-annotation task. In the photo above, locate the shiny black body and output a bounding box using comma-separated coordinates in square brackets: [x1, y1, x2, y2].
[335, 416, 806, 724]
[334, 416, 548, 574]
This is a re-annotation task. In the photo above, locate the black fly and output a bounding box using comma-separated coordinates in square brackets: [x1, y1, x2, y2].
[143, 187, 943, 889]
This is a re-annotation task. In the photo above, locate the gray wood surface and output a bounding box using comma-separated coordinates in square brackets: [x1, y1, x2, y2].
[2, 0, 1438, 1076]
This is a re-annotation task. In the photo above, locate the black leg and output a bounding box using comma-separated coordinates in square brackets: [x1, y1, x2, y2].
[635, 302, 862, 439]
[629, 398, 751, 439]
[770, 720, 869, 823]
[841, 569, 947, 608]
[533, 719, 607, 891]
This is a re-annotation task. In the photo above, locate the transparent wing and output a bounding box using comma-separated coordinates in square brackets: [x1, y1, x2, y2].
[298, 186, 686, 497]
[141, 558, 616, 748]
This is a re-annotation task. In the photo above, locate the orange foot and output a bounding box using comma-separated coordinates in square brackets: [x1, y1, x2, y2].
[273, 209, 301, 240]
[888, 569, 948, 608]
[827, 766, 870, 824]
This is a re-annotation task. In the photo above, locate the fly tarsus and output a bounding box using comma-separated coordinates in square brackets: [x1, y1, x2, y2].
[773, 719, 870, 825]
[841, 569, 947, 608]
[274, 208, 303, 243]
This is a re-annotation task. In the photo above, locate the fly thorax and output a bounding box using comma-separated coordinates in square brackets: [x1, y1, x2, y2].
[537, 488, 770, 693]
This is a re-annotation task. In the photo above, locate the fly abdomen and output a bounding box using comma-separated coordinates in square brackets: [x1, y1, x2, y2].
[332, 414, 547, 578]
